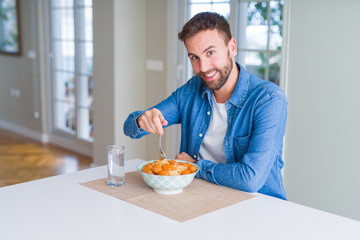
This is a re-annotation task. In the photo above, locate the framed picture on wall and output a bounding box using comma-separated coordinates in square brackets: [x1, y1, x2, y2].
[0, 0, 21, 56]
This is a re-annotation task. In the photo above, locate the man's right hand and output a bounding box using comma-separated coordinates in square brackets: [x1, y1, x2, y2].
[136, 108, 168, 135]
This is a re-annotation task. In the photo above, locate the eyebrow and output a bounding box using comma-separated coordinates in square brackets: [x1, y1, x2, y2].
[188, 45, 216, 57]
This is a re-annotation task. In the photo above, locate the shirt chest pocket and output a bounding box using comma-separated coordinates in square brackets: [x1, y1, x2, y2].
[233, 135, 251, 161]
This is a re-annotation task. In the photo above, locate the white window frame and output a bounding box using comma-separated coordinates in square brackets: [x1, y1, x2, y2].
[167, 0, 290, 156]
[174, 0, 290, 93]
[44, 0, 94, 152]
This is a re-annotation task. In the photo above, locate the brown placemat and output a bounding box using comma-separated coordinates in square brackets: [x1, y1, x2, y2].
[80, 171, 255, 222]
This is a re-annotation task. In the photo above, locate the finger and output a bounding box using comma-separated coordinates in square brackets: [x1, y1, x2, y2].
[137, 116, 147, 130]
[148, 120, 158, 134]
[176, 152, 187, 160]
[153, 115, 164, 135]
[161, 118, 168, 126]
[143, 108, 161, 134]
[179, 152, 195, 162]
[158, 112, 168, 126]
[179, 152, 189, 158]
[156, 111, 167, 130]
[143, 112, 158, 134]
[141, 119, 155, 134]
[139, 114, 156, 134]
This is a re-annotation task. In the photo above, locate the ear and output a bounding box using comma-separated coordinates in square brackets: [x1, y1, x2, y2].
[228, 38, 237, 57]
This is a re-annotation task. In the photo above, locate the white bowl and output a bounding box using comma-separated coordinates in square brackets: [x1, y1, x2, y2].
[137, 160, 199, 194]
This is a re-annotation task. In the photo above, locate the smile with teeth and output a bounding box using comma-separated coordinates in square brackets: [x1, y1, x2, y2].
[205, 70, 217, 78]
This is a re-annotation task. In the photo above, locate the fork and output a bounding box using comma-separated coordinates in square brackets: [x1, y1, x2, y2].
[159, 134, 167, 160]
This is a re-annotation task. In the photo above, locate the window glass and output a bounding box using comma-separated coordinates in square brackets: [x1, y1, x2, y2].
[53, 40, 75, 71]
[78, 75, 92, 108]
[50, 0, 93, 141]
[268, 52, 281, 85]
[55, 101, 76, 133]
[189, 0, 230, 19]
[186, 0, 231, 80]
[51, 8, 74, 40]
[78, 41, 93, 75]
[78, 107, 92, 140]
[182, 0, 285, 86]
[83, 7, 93, 41]
[245, 1, 268, 50]
[54, 72, 75, 102]
[269, 0, 283, 50]
[243, 50, 266, 79]
[51, 0, 73, 8]
[237, 0, 284, 84]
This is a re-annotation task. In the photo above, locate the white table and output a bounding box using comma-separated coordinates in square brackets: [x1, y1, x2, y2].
[1, 159, 359, 240]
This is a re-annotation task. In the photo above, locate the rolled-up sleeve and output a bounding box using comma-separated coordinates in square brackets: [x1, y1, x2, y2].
[123, 86, 184, 139]
[123, 111, 147, 139]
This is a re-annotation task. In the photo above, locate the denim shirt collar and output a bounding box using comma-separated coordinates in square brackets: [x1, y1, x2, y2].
[200, 62, 249, 109]
[228, 63, 249, 108]
[200, 79, 214, 107]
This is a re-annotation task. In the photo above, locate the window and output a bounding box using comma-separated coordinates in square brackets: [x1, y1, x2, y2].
[188, 0, 231, 19]
[49, 0, 93, 142]
[185, 0, 231, 81]
[184, 0, 285, 86]
[237, 0, 284, 85]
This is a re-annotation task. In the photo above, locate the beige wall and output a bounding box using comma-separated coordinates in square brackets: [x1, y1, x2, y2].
[144, 0, 169, 160]
[283, 0, 360, 221]
[93, 0, 168, 164]
[0, 0, 43, 132]
[77, 0, 170, 164]
[92, 0, 116, 164]
[113, 0, 147, 162]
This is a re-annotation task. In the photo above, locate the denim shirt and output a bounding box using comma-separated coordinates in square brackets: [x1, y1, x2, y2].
[124, 63, 288, 200]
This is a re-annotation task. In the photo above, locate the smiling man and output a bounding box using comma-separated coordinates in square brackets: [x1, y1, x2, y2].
[123, 12, 288, 200]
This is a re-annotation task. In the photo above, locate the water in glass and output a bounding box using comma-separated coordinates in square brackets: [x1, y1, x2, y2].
[107, 145, 125, 186]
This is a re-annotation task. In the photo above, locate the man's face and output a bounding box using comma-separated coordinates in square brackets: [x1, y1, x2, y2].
[185, 30, 235, 91]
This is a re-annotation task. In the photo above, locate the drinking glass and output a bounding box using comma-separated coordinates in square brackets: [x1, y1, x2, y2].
[107, 145, 125, 186]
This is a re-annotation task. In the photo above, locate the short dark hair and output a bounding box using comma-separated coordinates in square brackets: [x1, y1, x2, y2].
[178, 12, 232, 44]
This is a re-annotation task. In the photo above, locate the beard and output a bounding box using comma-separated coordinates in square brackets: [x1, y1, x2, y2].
[197, 51, 233, 91]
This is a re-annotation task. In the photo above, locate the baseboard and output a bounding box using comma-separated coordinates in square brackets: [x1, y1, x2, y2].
[90, 163, 99, 168]
[0, 119, 92, 157]
[48, 134, 92, 157]
[0, 119, 48, 143]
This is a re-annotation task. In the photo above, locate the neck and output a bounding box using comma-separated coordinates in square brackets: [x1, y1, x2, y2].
[213, 60, 239, 103]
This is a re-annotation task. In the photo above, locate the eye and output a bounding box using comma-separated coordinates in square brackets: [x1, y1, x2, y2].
[207, 50, 214, 56]
[189, 55, 198, 61]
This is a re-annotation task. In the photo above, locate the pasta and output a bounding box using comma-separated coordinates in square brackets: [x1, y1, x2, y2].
[142, 159, 197, 176]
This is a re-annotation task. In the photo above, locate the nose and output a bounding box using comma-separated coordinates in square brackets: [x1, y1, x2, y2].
[199, 58, 211, 73]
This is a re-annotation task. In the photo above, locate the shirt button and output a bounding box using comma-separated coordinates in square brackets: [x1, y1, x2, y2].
[207, 111, 210, 115]
[199, 133, 203, 137]
[193, 155, 197, 159]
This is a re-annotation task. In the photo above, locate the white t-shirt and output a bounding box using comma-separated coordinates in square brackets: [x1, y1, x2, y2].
[198, 95, 227, 164]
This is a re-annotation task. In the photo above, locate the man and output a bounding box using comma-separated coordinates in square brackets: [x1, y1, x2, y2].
[124, 12, 287, 200]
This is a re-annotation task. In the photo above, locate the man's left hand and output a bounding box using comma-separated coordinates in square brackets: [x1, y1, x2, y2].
[175, 152, 196, 163]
